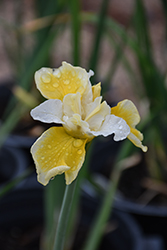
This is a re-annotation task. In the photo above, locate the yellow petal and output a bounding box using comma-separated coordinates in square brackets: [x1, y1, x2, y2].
[128, 128, 148, 152]
[111, 99, 147, 152]
[35, 62, 90, 101]
[111, 99, 140, 127]
[31, 127, 88, 185]
[92, 82, 101, 101]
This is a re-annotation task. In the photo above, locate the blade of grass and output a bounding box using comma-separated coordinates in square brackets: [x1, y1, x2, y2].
[69, 0, 81, 65]
[89, 0, 110, 81]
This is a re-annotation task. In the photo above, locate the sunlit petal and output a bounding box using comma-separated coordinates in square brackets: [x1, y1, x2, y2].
[34, 62, 91, 101]
[30, 99, 63, 124]
[91, 114, 130, 141]
[31, 127, 87, 185]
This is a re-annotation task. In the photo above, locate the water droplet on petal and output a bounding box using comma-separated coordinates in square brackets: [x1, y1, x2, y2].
[48, 145, 51, 149]
[41, 73, 51, 83]
[73, 139, 83, 148]
[41, 157, 45, 160]
[65, 152, 69, 156]
[53, 82, 59, 88]
[77, 149, 82, 155]
[119, 125, 123, 129]
[64, 80, 70, 85]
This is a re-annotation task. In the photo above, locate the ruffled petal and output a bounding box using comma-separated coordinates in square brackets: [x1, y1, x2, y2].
[111, 99, 140, 127]
[31, 127, 87, 185]
[91, 114, 130, 141]
[111, 99, 147, 152]
[30, 99, 63, 124]
[34, 62, 91, 101]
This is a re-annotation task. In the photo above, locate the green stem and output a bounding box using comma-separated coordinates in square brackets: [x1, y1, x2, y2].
[69, 0, 81, 65]
[52, 180, 77, 250]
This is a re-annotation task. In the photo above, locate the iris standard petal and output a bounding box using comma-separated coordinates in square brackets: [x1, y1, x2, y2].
[31, 127, 87, 185]
[92, 82, 101, 100]
[91, 114, 130, 140]
[34, 62, 91, 101]
[86, 100, 111, 131]
[30, 99, 63, 124]
[63, 92, 82, 117]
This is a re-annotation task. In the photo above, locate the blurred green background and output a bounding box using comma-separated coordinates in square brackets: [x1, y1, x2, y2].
[0, 0, 167, 249]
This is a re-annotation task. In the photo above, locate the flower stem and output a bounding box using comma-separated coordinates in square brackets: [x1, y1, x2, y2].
[52, 180, 77, 250]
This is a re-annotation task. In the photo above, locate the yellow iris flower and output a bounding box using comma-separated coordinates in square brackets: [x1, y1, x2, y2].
[30, 62, 147, 186]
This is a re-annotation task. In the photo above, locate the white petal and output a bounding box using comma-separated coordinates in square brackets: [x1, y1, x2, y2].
[30, 99, 63, 124]
[91, 114, 130, 141]
[63, 92, 81, 117]
[85, 97, 102, 120]
[63, 114, 92, 138]
[86, 101, 111, 131]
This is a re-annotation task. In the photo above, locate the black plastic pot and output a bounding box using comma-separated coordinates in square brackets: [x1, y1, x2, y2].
[0, 135, 44, 250]
[72, 191, 149, 250]
[114, 197, 167, 250]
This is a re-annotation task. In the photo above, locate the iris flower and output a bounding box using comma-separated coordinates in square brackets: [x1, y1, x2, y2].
[30, 62, 147, 185]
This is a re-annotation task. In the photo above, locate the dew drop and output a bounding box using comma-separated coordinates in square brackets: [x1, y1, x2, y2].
[41, 156, 45, 160]
[53, 82, 59, 88]
[41, 73, 51, 83]
[64, 80, 70, 85]
[77, 149, 82, 155]
[119, 125, 123, 129]
[65, 152, 69, 156]
[73, 161, 75, 164]
[73, 139, 83, 148]
[48, 145, 51, 149]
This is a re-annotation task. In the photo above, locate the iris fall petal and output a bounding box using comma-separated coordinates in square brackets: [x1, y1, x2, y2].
[31, 127, 87, 185]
